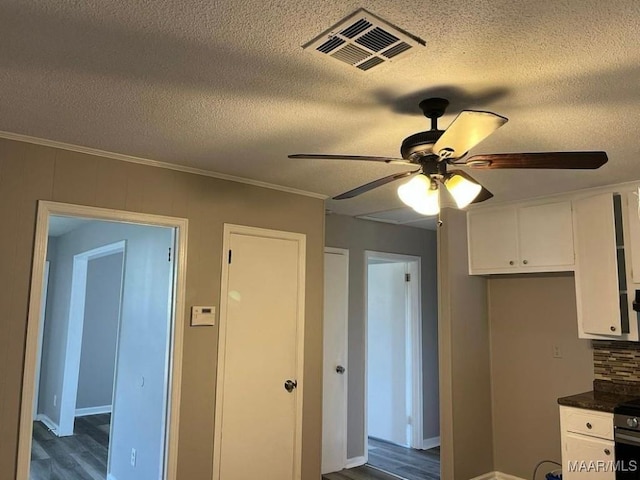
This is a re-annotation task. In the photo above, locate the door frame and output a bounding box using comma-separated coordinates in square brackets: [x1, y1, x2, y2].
[17, 200, 188, 480]
[322, 247, 349, 473]
[57, 241, 125, 437]
[32, 261, 50, 418]
[213, 224, 306, 480]
[364, 250, 423, 455]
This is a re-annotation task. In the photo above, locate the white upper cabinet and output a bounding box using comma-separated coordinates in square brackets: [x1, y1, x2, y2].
[518, 202, 575, 268]
[572, 192, 640, 340]
[468, 206, 518, 272]
[626, 191, 640, 284]
[573, 193, 622, 338]
[468, 200, 575, 274]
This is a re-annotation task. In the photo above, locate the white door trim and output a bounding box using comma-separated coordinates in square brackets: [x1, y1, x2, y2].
[213, 224, 306, 480]
[17, 200, 188, 480]
[32, 261, 50, 418]
[364, 250, 423, 454]
[57, 240, 125, 437]
[323, 247, 349, 473]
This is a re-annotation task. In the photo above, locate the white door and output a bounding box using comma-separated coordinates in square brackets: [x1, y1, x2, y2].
[214, 227, 305, 480]
[367, 262, 410, 447]
[322, 249, 349, 474]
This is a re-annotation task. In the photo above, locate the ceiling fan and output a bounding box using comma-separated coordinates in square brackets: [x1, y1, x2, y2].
[289, 98, 608, 215]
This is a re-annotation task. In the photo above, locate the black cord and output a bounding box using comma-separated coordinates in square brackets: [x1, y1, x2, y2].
[533, 460, 562, 480]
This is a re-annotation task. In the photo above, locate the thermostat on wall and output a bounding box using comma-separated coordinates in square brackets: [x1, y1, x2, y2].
[191, 306, 216, 326]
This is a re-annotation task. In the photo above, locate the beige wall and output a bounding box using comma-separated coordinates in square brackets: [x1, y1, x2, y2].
[0, 138, 324, 479]
[438, 208, 494, 479]
[488, 274, 593, 478]
[325, 214, 439, 458]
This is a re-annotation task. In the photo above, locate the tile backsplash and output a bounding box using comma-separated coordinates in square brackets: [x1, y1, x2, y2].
[594, 340, 640, 382]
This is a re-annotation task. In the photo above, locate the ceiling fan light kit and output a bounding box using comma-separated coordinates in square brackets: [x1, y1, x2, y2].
[289, 97, 609, 215]
[443, 172, 482, 209]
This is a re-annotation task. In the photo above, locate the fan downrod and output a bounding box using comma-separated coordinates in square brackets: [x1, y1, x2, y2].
[419, 97, 449, 130]
[400, 98, 450, 161]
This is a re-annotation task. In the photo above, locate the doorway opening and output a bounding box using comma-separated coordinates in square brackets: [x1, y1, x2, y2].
[364, 251, 439, 480]
[18, 202, 187, 480]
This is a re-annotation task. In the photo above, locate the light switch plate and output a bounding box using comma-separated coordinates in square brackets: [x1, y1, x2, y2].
[191, 306, 216, 326]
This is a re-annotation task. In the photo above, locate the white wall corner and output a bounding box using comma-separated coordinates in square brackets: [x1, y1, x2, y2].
[345, 456, 366, 469]
[422, 436, 440, 450]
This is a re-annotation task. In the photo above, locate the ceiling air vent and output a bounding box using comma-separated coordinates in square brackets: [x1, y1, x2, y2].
[303, 8, 425, 72]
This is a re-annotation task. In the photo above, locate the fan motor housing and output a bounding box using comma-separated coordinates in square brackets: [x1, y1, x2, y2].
[400, 129, 443, 161]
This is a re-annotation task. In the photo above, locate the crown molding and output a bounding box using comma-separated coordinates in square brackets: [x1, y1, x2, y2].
[0, 131, 328, 200]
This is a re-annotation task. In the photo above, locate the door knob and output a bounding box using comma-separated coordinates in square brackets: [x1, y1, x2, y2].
[336, 365, 346, 374]
[284, 379, 297, 393]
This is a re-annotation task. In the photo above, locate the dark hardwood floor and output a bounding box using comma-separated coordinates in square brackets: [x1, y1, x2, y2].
[367, 438, 440, 480]
[324, 465, 402, 480]
[323, 438, 440, 480]
[31, 414, 110, 480]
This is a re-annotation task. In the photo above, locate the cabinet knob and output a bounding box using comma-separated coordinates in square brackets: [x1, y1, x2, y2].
[523, 260, 528, 265]
[509, 260, 515, 266]
[611, 326, 617, 332]
[586, 422, 592, 429]
[604, 448, 611, 456]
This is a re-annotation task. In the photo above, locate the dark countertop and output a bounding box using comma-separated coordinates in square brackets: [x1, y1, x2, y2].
[557, 390, 638, 413]
[558, 380, 640, 413]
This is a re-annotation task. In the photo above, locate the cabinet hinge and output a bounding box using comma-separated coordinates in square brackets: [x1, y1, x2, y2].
[228, 249, 232, 264]
[168, 247, 172, 262]
[405, 273, 411, 282]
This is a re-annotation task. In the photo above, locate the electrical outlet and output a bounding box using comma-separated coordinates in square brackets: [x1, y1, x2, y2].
[53, 394, 57, 407]
[130, 448, 136, 467]
[553, 345, 563, 359]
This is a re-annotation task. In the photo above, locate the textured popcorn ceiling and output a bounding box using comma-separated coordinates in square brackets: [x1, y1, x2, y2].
[1, 0, 639, 218]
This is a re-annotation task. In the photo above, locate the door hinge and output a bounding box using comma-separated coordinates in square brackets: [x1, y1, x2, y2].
[228, 249, 232, 264]
[405, 273, 411, 282]
[407, 415, 412, 425]
[168, 247, 172, 262]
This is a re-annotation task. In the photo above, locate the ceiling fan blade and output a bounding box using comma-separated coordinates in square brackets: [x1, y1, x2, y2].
[288, 154, 412, 165]
[433, 110, 508, 160]
[472, 186, 494, 204]
[333, 170, 420, 200]
[465, 151, 608, 169]
[446, 169, 494, 205]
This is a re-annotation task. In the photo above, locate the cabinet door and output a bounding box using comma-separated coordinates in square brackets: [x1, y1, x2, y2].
[625, 191, 640, 284]
[518, 201, 574, 268]
[563, 433, 615, 480]
[573, 194, 622, 337]
[468, 207, 518, 273]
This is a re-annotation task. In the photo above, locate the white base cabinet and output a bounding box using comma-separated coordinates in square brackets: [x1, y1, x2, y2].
[560, 406, 615, 480]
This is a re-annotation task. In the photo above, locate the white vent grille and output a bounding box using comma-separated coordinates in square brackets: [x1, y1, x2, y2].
[303, 9, 425, 72]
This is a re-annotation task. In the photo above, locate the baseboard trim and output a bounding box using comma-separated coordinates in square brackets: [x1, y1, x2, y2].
[422, 436, 440, 450]
[35, 414, 59, 435]
[470, 472, 527, 480]
[345, 456, 366, 469]
[75, 405, 112, 417]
